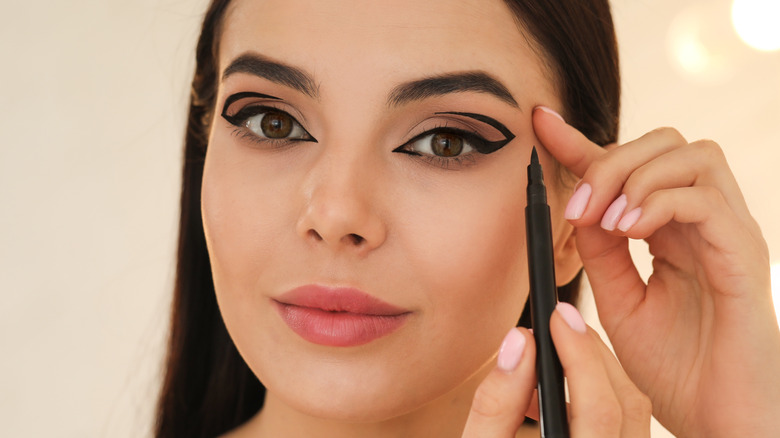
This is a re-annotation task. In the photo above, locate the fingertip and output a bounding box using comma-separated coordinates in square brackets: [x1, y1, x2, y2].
[534, 105, 566, 123]
[555, 302, 587, 334]
[532, 106, 604, 178]
[617, 207, 642, 232]
[564, 182, 592, 221]
[497, 328, 527, 372]
[462, 327, 538, 436]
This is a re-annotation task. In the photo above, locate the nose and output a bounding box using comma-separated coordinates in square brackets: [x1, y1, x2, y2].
[295, 153, 387, 254]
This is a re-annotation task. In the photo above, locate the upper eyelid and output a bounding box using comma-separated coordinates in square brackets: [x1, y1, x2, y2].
[401, 123, 511, 156]
[221, 93, 311, 127]
[221, 92, 514, 151]
[402, 113, 510, 140]
[404, 126, 485, 146]
[434, 111, 515, 141]
[221, 91, 281, 116]
[223, 104, 302, 127]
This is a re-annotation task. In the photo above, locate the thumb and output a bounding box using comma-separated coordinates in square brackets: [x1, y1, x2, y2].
[462, 328, 537, 437]
[532, 106, 607, 178]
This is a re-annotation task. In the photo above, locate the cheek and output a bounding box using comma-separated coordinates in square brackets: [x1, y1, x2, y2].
[395, 164, 530, 350]
[201, 140, 298, 325]
[201, 132, 533, 418]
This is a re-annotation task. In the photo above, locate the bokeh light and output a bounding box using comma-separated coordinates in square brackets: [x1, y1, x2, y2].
[732, 0, 780, 51]
[668, 2, 739, 84]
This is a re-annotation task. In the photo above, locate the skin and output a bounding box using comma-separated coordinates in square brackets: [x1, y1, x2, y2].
[200, 0, 780, 437]
[203, 0, 581, 435]
[536, 117, 780, 436]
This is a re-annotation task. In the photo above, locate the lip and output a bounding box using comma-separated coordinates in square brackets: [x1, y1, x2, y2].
[273, 285, 411, 347]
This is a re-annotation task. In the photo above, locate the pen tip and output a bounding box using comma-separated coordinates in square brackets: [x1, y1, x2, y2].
[531, 146, 539, 165]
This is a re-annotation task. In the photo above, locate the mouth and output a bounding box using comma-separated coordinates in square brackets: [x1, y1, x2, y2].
[272, 285, 411, 347]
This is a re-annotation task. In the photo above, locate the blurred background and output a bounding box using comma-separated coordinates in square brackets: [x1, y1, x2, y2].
[0, 0, 778, 436]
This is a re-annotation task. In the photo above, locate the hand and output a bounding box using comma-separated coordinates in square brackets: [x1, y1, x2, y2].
[533, 106, 780, 436]
[462, 303, 651, 437]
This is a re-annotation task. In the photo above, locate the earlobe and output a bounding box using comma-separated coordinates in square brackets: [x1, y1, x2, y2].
[554, 224, 582, 286]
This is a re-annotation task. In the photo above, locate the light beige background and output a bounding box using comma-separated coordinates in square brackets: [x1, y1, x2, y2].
[0, 0, 777, 436]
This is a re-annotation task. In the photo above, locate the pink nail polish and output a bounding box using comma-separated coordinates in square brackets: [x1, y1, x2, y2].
[497, 328, 526, 372]
[617, 207, 642, 232]
[564, 183, 592, 220]
[601, 194, 627, 231]
[535, 106, 566, 123]
[556, 302, 587, 333]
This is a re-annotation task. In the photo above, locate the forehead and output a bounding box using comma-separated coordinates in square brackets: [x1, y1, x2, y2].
[219, 0, 556, 105]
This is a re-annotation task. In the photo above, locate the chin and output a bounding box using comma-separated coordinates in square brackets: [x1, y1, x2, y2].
[275, 380, 428, 423]
[255, 350, 472, 424]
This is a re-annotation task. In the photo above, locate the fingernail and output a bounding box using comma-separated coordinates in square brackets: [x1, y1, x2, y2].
[617, 207, 642, 232]
[497, 328, 526, 372]
[601, 194, 627, 231]
[535, 106, 566, 123]
[564, 183, 592, 220]
[556, 302, 587, 334]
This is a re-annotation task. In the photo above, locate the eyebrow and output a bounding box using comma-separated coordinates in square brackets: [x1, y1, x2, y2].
[222, 53, 518, 109]
[387, 71, 519, 108]
[222, 52, 320, 99]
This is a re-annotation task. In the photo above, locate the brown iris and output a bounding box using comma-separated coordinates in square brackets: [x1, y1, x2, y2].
[259, 111, 294, 138]
[431, 133, 464, 157]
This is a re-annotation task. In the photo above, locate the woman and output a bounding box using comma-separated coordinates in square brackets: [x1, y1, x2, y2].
[155, 0, 780, 436]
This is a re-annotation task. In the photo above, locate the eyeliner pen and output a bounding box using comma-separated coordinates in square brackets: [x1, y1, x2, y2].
[526, 147, 570, 438]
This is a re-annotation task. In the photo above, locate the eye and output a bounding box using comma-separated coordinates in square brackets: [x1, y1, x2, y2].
[393, 112, 515, 166]
[231, 107, 313, 141]
[405, 130, 476, 158]
[244, 109, 310, 140]
[222, 93, 317, 142]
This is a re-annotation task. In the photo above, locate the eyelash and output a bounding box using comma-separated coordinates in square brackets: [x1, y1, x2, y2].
[221, 99, 508, 171]
[420, 153, 479, 170]
[394, 125, 490, 170]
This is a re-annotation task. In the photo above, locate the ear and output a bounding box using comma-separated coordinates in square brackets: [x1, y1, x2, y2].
[554, 222, 581, 286]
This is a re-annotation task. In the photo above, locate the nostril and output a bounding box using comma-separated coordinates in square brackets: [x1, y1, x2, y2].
[307, 229, 324, 241]
[347, 233, 364, 246]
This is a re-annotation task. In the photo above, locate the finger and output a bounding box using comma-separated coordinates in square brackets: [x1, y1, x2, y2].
[595, 338, 653, 438]
[566, 127, 688, 227]
[532, 106, 606, 178]
[617, 186, 769, 294]
[462, 328, 537, 438]
[551, 302, 622, 437]
[523, 389, 540, 422]
[575, 225, 647, 331]
[616, 140, 760, 237]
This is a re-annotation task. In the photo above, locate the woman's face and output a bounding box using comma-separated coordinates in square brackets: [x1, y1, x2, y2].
[202, 0, 574, 423]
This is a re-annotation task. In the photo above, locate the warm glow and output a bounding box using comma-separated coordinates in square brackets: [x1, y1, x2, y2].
[668, 2, 738, 84]
[732, 0, 780, 51]
[675, 37, 711, 75]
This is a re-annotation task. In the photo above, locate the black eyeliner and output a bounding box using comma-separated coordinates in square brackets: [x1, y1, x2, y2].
[392, 126, 500, 156]
[220, 92, 317, 144]
[221, 91, 283, 119]
[434, 111, 515, 154]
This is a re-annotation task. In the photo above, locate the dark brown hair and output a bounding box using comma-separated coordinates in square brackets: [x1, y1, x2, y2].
[154, 1, 619, 436]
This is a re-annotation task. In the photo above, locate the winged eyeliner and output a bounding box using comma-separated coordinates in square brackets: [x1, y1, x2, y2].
[221, 91, 282, 120]
[435, 111, 516, 154]
[221, 92, 515, 155]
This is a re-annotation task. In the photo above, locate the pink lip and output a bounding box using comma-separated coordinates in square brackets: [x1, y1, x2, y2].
[273, 285, 410, 347]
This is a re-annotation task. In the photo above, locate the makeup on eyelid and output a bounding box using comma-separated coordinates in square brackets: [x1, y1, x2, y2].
[221, 91, 317, 145]
[221, 91, 282, 114]
[219, 90, 516, 165]
[436, 112, 515, 141]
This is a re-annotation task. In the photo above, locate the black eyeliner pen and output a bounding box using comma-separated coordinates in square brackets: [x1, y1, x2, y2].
[526, 147, 570, 438]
